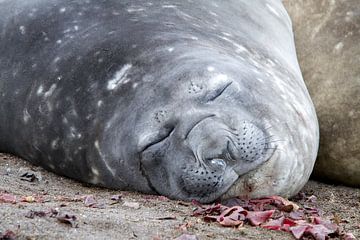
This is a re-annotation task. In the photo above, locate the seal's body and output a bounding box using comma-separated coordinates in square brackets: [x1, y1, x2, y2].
[0, 0, 318, 202]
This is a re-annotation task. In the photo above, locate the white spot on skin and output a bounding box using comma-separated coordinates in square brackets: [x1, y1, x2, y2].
[74, 25, 79, 31]
[209, 11, 218, 17]
[207, 66, 215, 72]
[132, 83, 139, 89]
[162, 5, 177, 8]
[51, 138, 59, 149]
[56, 40, 62, 44]
[266, 3, 280, 17]
[190, 36, 199, 41]
[60, 7, 66, 13]
[19, 26, 26, 35]
[69, 126, 77, 138]
[167, 47, 174, 52]
[97, 100, 103, 107]
[53, 57, 61, 63]
[94, 140, 116, 176]
[91, 167, 100, 176]
[127, 7, 145, 13]
[44, 84, 57, 98]
[222, 32, 232, 37]
[37, 85, 44, 96]
[107, 64, 132, 90]
[212, 74, 228, 83]
[220, 36, 247, 53]
[23, 109, 31, 123]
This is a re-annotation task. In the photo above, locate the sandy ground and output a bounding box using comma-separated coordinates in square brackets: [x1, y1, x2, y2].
[0, 153, 359, 240]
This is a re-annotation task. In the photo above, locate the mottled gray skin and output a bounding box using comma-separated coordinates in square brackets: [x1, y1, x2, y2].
[0, 0, 319, 202]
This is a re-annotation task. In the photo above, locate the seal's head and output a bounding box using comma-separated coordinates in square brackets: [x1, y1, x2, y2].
[140, 115, 275, 203]
[133, 56, 277, 203]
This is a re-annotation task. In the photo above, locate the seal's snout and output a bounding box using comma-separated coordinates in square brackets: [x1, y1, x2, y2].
[226, 122, 267, 165]
[181, 161, 226, 197]
[187, 117, 272, 177]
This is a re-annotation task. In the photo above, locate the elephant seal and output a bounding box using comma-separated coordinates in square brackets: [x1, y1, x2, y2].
[284, 0, 360, 187]
[0, 0, 319, 202]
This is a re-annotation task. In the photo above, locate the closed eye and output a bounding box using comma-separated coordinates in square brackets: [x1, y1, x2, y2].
[140, 126, 175, 152]
[205, 81, 233, 102]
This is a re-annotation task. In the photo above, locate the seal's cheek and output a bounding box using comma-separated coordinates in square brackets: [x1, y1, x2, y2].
[139, 140, 172, 193]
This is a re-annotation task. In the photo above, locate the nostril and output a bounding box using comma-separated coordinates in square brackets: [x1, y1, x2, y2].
[209, 158, 226, 169]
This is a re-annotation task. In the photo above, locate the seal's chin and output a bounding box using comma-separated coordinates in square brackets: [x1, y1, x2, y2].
[139, 115, 275, 203]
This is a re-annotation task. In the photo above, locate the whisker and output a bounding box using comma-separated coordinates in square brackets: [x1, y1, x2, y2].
[259, 135, 276, 141]
[265, 139, 286, 144]
[264, 147, 285, 152]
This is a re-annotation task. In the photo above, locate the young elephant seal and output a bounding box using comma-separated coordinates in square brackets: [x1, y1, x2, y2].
[0, 0, 319, 202]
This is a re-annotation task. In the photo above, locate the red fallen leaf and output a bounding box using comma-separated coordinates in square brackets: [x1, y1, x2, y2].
[312, 217, 338, 232]
[56, 212, 78, 228]
[0, 193, 17, 204]
[290, 225, 308, 239]
[261, 217, 284, 230]
[0, 230, 16, 240]
[304, 205, 321, 216]
[83, 195, 97, 207]
[282, 218, 297, 232]
[247, 198, 273, 211]
[307, 224, 336, 240]
[289, 210, 305, 220]
[218, 206, 246, 219]
[216, 207, 246, 227]
[246, 210, 274, 226]
[218, 216, 243, 227]
[269, 196, 300, 211]
[193, 203, 222, 216]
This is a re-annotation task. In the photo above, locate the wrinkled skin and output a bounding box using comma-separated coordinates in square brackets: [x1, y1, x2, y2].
[0, 0, 319, 202]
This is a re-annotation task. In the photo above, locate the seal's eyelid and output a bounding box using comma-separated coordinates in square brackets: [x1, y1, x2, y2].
[141, 126, 175, 152]
[205, 81, 233, 102]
